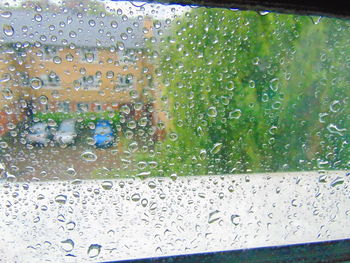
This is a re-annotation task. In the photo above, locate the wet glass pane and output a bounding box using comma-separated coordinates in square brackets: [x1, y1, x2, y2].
[0, 0, 349, 261]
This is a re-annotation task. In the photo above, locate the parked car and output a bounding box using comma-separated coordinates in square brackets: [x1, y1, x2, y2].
[54, 119, 77, 145]
[94, 120, 114, 148]
[26, 122, 51, 146]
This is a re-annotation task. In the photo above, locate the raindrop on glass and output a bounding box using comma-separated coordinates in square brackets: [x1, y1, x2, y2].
[30, 77, 43, 90]
[3, 24, 14, 36]
[231, 214, 240, 226]
[61, 239, 74, 252]
[55, 194, 67, 204]
[87, 244, 101, 258]
[101, 181, 113, 190]
[210, 143, 223, 154]
[81, 151, 97, 162]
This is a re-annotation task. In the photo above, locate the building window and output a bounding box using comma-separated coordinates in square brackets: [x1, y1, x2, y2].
[119, 49, 138, 64]
[115, 74, 134, 91]
[77, 102, 89, 112]
[78, 75, 100, 90]
[94, 104, 102, 112]
[41, 72, 61, 89]
[57, 101, 70, 113]
[43, 45, 58, 60]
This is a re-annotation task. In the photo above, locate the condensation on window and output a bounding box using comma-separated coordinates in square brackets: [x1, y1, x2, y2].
[0, 0, 349, 262]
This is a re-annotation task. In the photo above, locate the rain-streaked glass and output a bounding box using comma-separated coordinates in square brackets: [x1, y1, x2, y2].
[0, 0, 349, 261]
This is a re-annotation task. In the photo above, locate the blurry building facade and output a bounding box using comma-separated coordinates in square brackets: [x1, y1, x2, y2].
[0, 7, 163, 136]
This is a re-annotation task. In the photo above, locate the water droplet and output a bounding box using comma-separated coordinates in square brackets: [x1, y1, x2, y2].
[53, 56, 62, 64]
[67, 221, 76, 231]
[169, 132, 178, 141]
[252, 57, 260, 65]
[226, 81, 235, 91]
[327, 124, 346, 136]
[148, 181, 156, 189]
[198, 192, 206, 198]
[0, 73, 11, 83]
[111, 20, 118, 28]
[208, 210, 220, 224]
[103, 71, 113, 80]
[120, 33, 128, 40]
[310, 16, 322, 25]
[330, 177, 344, 187]
[34, 14, 42, 22]
[1, 11, 12, 18]
[153, 20, 161, 29]
[248, 80, 255, 88]
[170, 173, 177, 181]
[199, 149, 207, 160]
[69, 31, 77, 38]
[127, 120, 137, 130]
[207, 106, 217, 117]
[81, 151, 97, 162]
[3, 24, 14, 36]
[38, 95, 48, 104]
[258, 11, 270, 16]
[2, 88, 13, 100]
[319, 113, 328, 123]
[228, 185, 234, 192]
[269, 125, 278, 135]
[272, 101, 281, 110]
[131, 193, 141, 202]
[66, 53, 74, 62]
[61, 239, 74, 252]
[101, 181, 113, 190]
[229, 109, 242, 119]
[317, 159, 328, 169]
[55, 195, 67, 204]
[197, 126, 204, 136]
[48, 118, 57, 127]
[88, 19, 96, 27]
[85, 52, 94, 63]
[231, 214, 240, 226]
[66, 167, 76, 177]
[330, 100, 341, 113]
[87, 244, 101, 258]
[269, 78, 279, 92]
[141, 198, 148, 207]
[210, 143, 222, 154]
[149, 202, 157, 211]
[318, 174, 327, 183]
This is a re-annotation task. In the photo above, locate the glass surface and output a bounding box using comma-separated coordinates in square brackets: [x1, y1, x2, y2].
[0, 0, 349, 261]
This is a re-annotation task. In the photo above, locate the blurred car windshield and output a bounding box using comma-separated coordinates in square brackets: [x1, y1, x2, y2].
[95, 125, 112, 134]
[59, 120, 75, 132]
[29, 123, 47, 134]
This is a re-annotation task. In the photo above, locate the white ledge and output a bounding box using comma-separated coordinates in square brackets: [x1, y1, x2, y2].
[0, 170, 349, 262]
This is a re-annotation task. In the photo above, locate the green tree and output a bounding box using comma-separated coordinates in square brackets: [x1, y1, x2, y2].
[145, 9, 349, 177]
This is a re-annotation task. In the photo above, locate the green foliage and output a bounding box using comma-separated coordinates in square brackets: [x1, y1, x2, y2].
[151, 9, 349, 176]
[34, 111, 120, 128]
